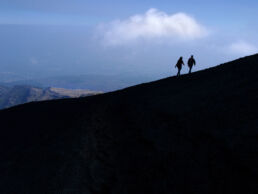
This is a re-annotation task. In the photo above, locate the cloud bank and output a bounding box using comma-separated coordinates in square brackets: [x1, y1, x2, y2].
[229, 41, 258, 56]
[99, 8, 208, 46]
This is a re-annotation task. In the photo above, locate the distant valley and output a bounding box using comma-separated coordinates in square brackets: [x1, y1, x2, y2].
[0, 85, 102, 109]
[0, 74, 155, 92]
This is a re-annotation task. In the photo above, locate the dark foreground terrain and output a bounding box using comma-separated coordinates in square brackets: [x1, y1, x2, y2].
[0, 54, 258, 193]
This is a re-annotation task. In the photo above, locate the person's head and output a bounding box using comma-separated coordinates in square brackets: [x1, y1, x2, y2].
[191, 55, 194, 58]
[180, 56, 183, 59]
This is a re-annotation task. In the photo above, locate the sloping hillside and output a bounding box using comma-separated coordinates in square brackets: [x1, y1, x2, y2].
[0, 85, 102, 109]
[0, 54, 258, 193]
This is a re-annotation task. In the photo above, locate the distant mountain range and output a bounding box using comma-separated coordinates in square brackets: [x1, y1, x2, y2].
[0, 85, 102, 109]
[1, 74, 155, 92]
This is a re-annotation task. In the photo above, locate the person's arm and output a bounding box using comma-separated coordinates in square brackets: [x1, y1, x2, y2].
[194, 59, 196, 65]
[175, 60, 179, 68]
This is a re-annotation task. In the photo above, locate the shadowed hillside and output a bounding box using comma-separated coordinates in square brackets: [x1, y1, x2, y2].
[0, 54, 258, 193]
[0, 85, 102, 110]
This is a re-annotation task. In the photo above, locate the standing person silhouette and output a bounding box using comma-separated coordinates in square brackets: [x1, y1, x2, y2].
[175, 57, 185, 77]
[187, 55, 196, 74]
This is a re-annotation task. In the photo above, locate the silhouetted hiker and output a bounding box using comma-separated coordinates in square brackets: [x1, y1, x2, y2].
[187, 55, 196, 74]
[175, 57, 185, 77]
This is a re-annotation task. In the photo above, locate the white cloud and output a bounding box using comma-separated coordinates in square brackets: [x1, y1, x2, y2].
[29, 57, 39, 65]
[98, 8, 208, 46]
[229, 41, 258, 56]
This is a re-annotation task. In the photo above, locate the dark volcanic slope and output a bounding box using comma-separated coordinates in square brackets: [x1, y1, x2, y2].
[0, 54, 258, 193]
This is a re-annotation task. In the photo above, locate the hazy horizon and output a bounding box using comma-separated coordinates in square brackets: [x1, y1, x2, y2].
[0, 0, 257, 88]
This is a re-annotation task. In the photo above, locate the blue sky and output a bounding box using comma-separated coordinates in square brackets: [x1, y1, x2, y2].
[0, 0, 257, 81]
[1, 0, 257, 25]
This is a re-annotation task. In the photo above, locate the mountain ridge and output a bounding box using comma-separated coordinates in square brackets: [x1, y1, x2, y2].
[0, 54, 258, 193]
[0, 85, 102, 110]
